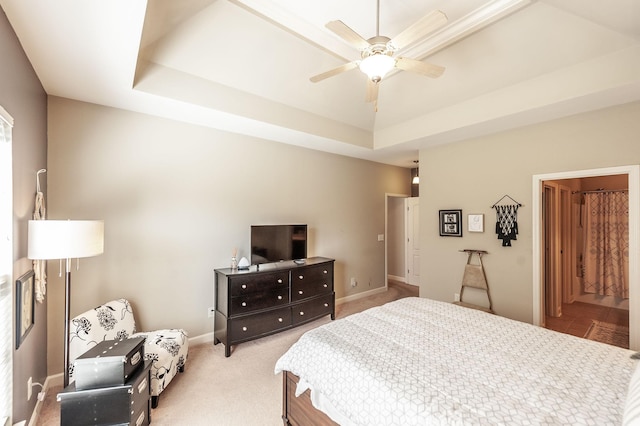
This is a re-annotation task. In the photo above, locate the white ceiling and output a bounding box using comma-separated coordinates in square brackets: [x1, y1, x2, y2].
[2, 0, 639, 167]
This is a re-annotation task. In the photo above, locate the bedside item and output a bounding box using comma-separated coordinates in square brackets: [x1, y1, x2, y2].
[231, 247, 238, 270]
[73, 337, 145, 390]
[214, 257, 334, 357]
[68, 299, 189, 408]
[237, 256, 250, 269]
[27, 219, 104, 387]
[58, 360, 151, 426]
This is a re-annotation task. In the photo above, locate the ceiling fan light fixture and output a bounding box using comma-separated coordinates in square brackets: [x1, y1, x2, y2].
[359, 54, 395, 82]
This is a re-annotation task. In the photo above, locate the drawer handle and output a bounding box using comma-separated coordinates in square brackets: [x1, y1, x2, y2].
[277, 279, 283, 284]
[277, 295, 283, 300]
[298, 290, 303, 295]
[323, 284, 328, 288]
[242, 326, 248, 332]
[138, 378, 147, 394]
[242, 284, 247, 289]
[135, 411, 145, 426]
[298, 275, 304, 280]
[299, 311, 304, 316]
[324, 303, 329, 307]
[278, 317, 283, 322]
[241, 302, 247, 307]
[323, 270, 328, 274]
[130, 352, 141, 366]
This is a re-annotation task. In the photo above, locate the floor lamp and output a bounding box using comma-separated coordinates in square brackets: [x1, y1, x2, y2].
[27, 220, 104, 388]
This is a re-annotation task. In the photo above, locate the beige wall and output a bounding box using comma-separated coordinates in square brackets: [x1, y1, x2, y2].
[1, 6, 49, 423]
[419, 101, 640, 323]
[46, 97, 409, 375]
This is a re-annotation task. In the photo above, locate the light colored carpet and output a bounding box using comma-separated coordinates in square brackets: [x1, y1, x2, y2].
[584, 320, 630, 349]
[36, 281, 418, 425]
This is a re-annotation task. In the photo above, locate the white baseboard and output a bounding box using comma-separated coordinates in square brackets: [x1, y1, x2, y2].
[28, 375, 61, 426]
[336, 286, 387, 305]
[388, 274, 406, 283]
[189, 332, 214, 346]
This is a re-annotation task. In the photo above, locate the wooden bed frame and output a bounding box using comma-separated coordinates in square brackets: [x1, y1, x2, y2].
[282, 371, 338, 426]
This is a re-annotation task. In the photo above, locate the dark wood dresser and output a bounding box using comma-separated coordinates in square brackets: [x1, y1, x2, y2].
[214, 257, 335, 357]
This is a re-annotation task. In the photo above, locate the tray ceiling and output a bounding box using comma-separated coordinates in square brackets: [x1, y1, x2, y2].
[2, 0, 639, 166]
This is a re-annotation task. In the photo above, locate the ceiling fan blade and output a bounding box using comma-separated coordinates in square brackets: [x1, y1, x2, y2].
[326, 20, 371, 50]
[395, 57, 445, 78]
[389, 10, 447, 50]
[365, 79, 379, 103]
[310, 61, 359, 83]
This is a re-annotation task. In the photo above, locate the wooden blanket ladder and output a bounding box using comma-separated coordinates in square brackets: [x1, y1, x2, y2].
[454, 249, 493, 314]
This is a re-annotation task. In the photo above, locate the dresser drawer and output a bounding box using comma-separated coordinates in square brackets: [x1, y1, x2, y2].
[291, 264, 333, 301]
[230, 272, 289, 297]
[230, 286, 289, 314]
[230, 307, 292, 341]
[292, 293, 334, 325]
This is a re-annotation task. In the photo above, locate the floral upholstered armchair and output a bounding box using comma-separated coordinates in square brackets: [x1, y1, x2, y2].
[68, 298, 188, 408]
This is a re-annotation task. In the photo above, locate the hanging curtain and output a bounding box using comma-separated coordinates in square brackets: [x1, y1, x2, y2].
[582, 191, 629, 298]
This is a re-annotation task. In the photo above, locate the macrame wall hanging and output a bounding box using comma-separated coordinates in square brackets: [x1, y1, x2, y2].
[492, 195, 522, 247]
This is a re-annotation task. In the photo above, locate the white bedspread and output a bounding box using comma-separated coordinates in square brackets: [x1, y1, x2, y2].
[275, 297, 638, 425]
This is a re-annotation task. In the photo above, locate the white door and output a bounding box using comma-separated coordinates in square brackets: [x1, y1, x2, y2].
[405, 197, 420, 286]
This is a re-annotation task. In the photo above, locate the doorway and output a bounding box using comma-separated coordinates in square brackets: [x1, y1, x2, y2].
[385, 193, 420, 287]
[532, 165, 640, 350]
[542, 176, 630, 345]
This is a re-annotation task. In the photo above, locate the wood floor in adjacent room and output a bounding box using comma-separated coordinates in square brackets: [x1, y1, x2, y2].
[544, 301, 629, 348]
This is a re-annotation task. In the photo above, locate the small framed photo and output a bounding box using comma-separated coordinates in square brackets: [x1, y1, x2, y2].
[439, 209, 462, 237]
[468, 214, 484, 233]
[16, 270, 35, 349]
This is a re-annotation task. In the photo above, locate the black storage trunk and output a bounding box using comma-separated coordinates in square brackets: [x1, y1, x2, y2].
[74, 337, 145, 390]
[58, 360, 151, 426]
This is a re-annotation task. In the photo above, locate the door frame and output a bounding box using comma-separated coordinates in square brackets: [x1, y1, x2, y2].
[532, 165, 640, 350]
[543, 182, 561, 319]
[405, 197, 420, 286]
[385, 192, 410, 288]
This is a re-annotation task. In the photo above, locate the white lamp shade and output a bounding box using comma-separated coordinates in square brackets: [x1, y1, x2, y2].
[28, 220, 104, 260]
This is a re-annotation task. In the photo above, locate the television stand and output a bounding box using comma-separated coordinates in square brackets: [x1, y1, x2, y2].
[213, 256, 335, 357]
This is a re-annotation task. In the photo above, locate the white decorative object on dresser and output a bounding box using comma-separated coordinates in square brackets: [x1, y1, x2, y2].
[214, 256, 335, 357]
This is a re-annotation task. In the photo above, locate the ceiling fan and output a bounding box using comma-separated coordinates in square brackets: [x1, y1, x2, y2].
[310, 0, 448, 109]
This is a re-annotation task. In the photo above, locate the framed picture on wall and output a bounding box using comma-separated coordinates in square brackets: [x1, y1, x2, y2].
[16, 270, 35, 349]
[439, 209, 462, 237]
[468, 214, 484, 233]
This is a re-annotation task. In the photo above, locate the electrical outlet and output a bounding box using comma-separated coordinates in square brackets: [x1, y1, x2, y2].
[454, 293, 460, 302]
[27, 376, 32, 400]
[350, 277, 357, 287]
[207, 307, 215, 318]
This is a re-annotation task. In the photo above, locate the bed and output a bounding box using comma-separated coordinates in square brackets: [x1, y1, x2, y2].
[275, 297, 640, 425]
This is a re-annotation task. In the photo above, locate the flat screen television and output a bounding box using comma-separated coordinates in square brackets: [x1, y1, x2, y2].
[251, 224, 307, 265]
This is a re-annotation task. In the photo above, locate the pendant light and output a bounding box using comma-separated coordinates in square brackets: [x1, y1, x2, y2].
[412, 160, 419, 184]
